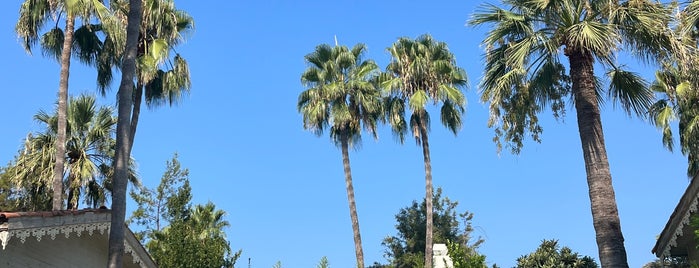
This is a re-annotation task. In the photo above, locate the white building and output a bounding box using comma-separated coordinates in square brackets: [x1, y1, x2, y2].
[434, 243, 453, 268]
[0, 209, 156, 268]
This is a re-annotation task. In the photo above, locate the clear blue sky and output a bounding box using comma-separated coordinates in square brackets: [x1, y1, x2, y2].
[0, 1, 690, 267]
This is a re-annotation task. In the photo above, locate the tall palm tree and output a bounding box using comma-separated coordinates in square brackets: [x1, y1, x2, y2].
[469, 0, 681, 266]
[98, 0, 193, 155]
[298, 42, 382, 268]
[109, 0, 142, 266]
[16, 0, 113, 211]
[382, 34, 467, 268]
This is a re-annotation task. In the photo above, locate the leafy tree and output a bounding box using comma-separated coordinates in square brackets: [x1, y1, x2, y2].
[108, 0, 142, 266]
[382, 34, 468, 268]
[16, 0, 114, 211]
[0, 142, 53, 211]
[446, 240, 487, 268]
[515, 240, 598, 268]
[469, 1, 683, 266]
[130, 154, 241, 268]
[0, 159, 53, 212]
[299, 42, 382, 268]
[128, 153, 189, 241]
[381, 188, 484, 268]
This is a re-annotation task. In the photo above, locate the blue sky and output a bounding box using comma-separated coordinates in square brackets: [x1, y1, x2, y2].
[0, 1, 691, 267]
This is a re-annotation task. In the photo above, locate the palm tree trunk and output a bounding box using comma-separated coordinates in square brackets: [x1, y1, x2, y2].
[67, 169, 78, 210]
[418, 114, 434, 268]
[67, 185, 79, 210]
[340, 137, 365, 268]
[51, 14, 75, 211]
[127, 82, 143, 156]
[108, 0, 142, 267]
[568, 49, 629, 268]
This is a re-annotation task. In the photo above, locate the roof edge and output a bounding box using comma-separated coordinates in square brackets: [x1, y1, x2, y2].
[652, 174, 699, 257]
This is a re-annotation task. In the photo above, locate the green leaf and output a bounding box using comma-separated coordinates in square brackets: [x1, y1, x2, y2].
[677, 81, 691, 99]
[408, 90, 428, 112]
[150, 39, 169, 63]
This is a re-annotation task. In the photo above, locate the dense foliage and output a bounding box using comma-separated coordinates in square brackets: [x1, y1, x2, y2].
[129, 154, 240, 268]
[379, 188, 486, 268]
[515, 240, 598, 268]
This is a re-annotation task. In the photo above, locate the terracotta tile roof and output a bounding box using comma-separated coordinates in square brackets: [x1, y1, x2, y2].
[0, 208, 110, 220]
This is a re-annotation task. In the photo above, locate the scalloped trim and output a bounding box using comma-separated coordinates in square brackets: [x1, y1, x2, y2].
[663, 195, 699, 257]
[1, 222, 144, 267]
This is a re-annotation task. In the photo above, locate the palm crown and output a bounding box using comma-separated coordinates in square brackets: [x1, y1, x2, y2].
[469, 0, 677, 153]
[299, 43, 382, 148]
[382, 34, 468, 144]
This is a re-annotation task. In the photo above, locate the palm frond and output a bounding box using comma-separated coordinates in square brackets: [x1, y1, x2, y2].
[607, 68, 653, 117]
[40, 27, 64, 61]
[16, 0, 53, 54]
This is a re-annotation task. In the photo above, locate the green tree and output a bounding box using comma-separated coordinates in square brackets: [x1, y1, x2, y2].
[299, 42, 382, 268]
[130, 154, 241, 268]
[446, 240, 488, 268]
[0, 140, 54, 211]
[16, 0, 113, 211]
[515, 240, 598, 268]
[108, 0, 142, 266]
[381, 188, 483, 268]
[128, 153, 189, 241]
[382, 34, 468, 268]
[469, 1, 681, 266]
[0, 158, 53, 211]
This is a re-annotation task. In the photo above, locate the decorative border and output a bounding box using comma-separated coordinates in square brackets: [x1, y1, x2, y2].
[1, 222, 145, 267]
[663, 196, 699, 257]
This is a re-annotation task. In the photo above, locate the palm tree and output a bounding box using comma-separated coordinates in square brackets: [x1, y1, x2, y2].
[108, 0, 142, 266]
[16, 0, 113, 211]
[649, 68, 699, 177]
[1, 137, 54, 211]
[649, 2, 699, 178]
[3, 95, 138, 210]
[469, 0, 681, 266]
[35, 94, 116, 209]
[190, 202, 229, 242]
[98, 0, 193, 155]
[298, 42, 382, 268]
[382, 34, 467, 268]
